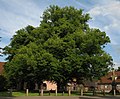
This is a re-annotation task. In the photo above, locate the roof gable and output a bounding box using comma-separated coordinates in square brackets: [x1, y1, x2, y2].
[98, 71, 120, 84]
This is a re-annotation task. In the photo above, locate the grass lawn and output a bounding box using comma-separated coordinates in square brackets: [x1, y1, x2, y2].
[0, 91, 100, 97]
[12, 91, 39, 96]
[12, 91, 80, 96]
[1, 91, 118, 97]
[0, 91, 12, 97]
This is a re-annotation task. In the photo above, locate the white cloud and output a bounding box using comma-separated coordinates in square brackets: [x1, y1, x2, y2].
[0, 0, 45, 62]
[0, 0, 43, 37]
[0, 0, 120, 64]
[0, 42, 8, 48]
[0, 28, 11, 48]
[0, 0, 45, 51]
[87, 0, 120, 68]
[88, 0, 120, 46]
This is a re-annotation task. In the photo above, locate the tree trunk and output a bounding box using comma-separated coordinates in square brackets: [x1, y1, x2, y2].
[17, 82, 22, 90]
[109, 81, 119, 95]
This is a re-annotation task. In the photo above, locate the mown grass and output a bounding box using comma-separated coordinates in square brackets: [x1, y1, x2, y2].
[12, 91, 79, 96]
[0, 91, 12, 97]
[13, 91, 39, 96]
[1, 90, 119, 97]
[0, 91, 80, 96]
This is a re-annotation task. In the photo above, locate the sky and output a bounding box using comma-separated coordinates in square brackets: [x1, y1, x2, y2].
[0, 0, 120, 69]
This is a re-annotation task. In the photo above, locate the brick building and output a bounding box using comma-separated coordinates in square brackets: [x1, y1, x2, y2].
[97, 71, 120, 92]
[0, 62, 5, 75]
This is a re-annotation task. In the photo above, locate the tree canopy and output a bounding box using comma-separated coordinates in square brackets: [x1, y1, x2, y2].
[117, 67, 120, 71]
[4, 5, 113, 90]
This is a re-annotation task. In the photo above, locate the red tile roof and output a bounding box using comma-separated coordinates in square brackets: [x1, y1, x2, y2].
[0, 62, 5, 74]
[98, 71, 120, 84]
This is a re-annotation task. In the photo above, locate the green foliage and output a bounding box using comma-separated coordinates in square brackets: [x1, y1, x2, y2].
[117, 67, 120, 71]
[3, 5, 113, 89]
[0, 75, 7, 91]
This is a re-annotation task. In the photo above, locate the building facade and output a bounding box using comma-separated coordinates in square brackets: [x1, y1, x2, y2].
[97, 71, 120, 92]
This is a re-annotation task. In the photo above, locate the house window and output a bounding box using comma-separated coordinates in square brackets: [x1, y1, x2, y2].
[43, 83, 47, 90]
[117, 84, 120, 89]
[101, 85, 104, 89]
